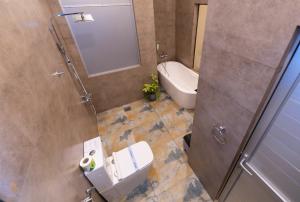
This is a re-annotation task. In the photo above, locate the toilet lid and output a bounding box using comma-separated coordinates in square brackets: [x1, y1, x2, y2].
[113, 141, 153, 180]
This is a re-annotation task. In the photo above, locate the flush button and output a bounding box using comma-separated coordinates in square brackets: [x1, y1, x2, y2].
[89, 150, 96, 156]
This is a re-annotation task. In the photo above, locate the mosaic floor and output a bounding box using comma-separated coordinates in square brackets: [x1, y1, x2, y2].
[97, 92, 212, 202]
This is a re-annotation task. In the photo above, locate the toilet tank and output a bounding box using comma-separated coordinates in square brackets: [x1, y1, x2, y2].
[83, 137, 114, 192]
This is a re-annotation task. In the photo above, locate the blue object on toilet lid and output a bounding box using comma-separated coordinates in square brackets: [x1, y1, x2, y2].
[113, 141, 153, 180]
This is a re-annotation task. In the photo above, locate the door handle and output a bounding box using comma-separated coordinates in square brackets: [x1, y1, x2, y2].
[239, 154, 253, 176]
[239, 154, 288, 201]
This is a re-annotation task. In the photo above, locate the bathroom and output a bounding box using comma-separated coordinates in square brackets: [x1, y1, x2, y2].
[1, 0, 300, 201]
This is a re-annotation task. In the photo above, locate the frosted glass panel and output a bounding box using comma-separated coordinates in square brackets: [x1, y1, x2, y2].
[60, 0, 140, 76]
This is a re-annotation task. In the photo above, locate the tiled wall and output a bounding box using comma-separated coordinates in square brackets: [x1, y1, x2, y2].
[0, 0, 102, 201]
[154, 0, 198, 68]
[175, 0, 198, 68]
[48, 0, 157, 112]
[188, 0, 300, 199]
[153, 0, 176, 62]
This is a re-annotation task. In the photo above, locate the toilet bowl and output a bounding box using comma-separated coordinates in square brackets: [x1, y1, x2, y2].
[82, 137, 153, 201]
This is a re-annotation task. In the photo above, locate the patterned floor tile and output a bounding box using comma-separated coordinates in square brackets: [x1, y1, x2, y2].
[157, 174, 213, 202]
[122, 179, 156, 202]
[173, 136, 187, 153]
[152, 161, 194, 195]
[100, 124, 136, 156]
[124, 100, 158, 128]
[131, 121, 172, 148]
[150, 140, 185, 167]
[151, 94, 180, 117]
[97, 106, 127, 125]
[96, 92, 212, 202]
[148, 141, 193, 195]
[151, 94, 193, 140]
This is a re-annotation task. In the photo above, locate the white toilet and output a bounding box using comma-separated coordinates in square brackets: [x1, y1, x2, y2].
[82, 137, 153, 201]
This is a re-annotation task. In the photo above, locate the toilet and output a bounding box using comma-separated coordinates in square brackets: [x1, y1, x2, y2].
[82, 137, 153, 201]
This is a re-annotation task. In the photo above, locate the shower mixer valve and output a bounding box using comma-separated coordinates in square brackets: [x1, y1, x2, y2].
[81, 93, 93, 104]
[159, 52, 168, 59]
[212, 124, 226, 145]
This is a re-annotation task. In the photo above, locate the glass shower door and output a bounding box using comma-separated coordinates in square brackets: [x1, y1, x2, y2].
[224, 31, 300, 202]
[246, 77, 300, 201]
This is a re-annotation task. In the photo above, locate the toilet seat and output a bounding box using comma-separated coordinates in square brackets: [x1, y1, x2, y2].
[112, 141, 153, 181]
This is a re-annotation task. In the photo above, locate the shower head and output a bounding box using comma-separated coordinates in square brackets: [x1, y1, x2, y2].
[48, 11, 94, 62]
[56, 12, 94, 23]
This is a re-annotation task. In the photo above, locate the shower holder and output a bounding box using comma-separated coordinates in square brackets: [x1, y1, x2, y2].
[212, 124, 226, 145]
[51, 71, 65, 78]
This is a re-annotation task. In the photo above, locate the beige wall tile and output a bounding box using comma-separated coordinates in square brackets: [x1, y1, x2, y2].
[175, 0, 197, 68]
[189, 0, 300, 199]
[0, 0, 100, 201]
[153, 0, 176, 62]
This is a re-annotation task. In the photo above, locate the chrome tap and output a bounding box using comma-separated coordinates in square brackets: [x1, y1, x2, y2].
[159, 52, 168, 59]
[81, 93, 93, 104]
[81, 187, 96, 202]
[81, 197, 92, 202]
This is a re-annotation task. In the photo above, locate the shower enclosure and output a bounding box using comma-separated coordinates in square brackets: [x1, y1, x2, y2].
[220, 28, 300, 202]
[49, 0, 141, 113]
[49, 11, 97, 114]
